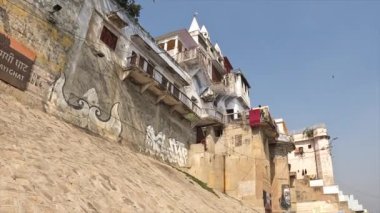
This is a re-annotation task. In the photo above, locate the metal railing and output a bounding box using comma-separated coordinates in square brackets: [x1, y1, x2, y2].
[126, 54, 202, 117]
[125, 53, 230, 125]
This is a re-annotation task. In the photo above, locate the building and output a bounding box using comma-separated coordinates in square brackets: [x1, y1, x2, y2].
[269, 119, 295, 212]
[0, 1, 366, 212]
[288, 124, 335, 185]
[288, 124, 365, 212]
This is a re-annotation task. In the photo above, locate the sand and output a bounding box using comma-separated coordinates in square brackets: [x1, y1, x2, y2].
[0, 93, 256, 213]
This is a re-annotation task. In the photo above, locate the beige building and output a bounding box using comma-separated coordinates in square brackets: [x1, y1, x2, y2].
[288, 124, 335, 186]
[187, 106, 280, 212]
[287, 124, 363, 212]
[0, 1, 366, 212]
[269, 119, 295, 213]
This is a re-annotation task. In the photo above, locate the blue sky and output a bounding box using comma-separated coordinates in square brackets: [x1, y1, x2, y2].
[137, 0, 380, 211]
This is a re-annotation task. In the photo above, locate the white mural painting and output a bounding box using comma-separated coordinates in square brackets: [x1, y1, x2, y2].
[45, 73, 122, 141]
[145, 125, 188, 167]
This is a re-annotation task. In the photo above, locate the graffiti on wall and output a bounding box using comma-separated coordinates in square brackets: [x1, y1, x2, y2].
[145, 125, 188, 167]
[281, 184, 291, 209]
[45, 73, 122, 141]
[263, 190, 272, 211]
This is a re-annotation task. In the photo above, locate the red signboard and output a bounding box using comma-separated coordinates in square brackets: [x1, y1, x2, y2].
[0, 32, 36, 91]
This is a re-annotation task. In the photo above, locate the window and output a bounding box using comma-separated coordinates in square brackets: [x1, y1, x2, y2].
[214, 126, 223, 137]
[138, 56, 146, 69]
[212, 65, 222, 82]
[161, 76, 169, 90]
[177, 40, 183, 52]
[198, 35, 207, 50]
[167, 39, 175, 51]
[146, 63, 154, 76]
[172, 84, 180, 99]
[100, 26, 118, 50]
[308, 144, 312, 149]
[158, 43, 165, 49]
[227, 109, 234, 120]
[295, 147, 304, 155]
[235, 134, 242, 147]
[299, 147, 304, 154]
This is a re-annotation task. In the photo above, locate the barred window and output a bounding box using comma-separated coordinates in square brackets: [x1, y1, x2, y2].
[235, 134, 242, 147]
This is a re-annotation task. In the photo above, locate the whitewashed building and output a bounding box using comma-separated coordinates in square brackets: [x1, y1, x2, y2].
[156, 16, 251, 128]
[288, 124, 335, 185]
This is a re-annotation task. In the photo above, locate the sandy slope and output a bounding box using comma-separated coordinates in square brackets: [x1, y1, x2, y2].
[0, 93, 256, 213]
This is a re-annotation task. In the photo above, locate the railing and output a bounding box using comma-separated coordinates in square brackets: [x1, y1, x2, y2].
[177, 48, 197, 62]
[177, 47, 207, 66]
[126, 54, 202, 117]
[277, 133, 293, 142]
[290, 123, 327, 135]
[225, 110, 249, 123]
[210, 81, 236, 97]
[202, 108, 224, 123]
[260, 107, 277, 129]
[126, 54, 230, 125]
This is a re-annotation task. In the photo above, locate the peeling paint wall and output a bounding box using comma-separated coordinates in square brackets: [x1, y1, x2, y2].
[47, 1, 196, 161]
[1, 0, 195, 167]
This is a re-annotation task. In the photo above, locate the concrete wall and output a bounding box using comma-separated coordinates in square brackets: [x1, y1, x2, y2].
[1, 0, 196, 168]
[296, 201, 339, 213]
[185, 122, 274, 210]
[223, 124, 272, 209]
[293, 179, 346, 212]
[315, 137, 335, 185]
[0, 0, 77, 107]
[187, 144, 225, 192]
[288, 140, 318, 179]
[270, 144, 292, 212]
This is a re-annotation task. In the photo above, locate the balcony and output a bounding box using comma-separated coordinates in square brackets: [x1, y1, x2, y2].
[249, 106, 278, 138]
[209, 81, 234, 96]
[121, 54, 202, 121]
[201, 108, 224, 124]
[176, 47, 208, 69]
[277, 133, 293, 143]
[211, 57, 225, 75]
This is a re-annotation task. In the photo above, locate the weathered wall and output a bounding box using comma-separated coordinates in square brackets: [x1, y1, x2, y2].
[296, 201, 339, 213]
[315, 137, 335, 185]
[270, 144, 292, 213]
[45, 2, 195, 167]
[1, 0, 196, 168]
[288, 139, 318, 180]
[0, 0, 77, 107]
[186, 122, 274, 211]
[294, 179, 344, 213]
[289, 128, 335, 185]
[187, 144, 225, 192]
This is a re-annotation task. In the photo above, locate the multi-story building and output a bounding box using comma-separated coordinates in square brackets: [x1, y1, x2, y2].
[0, 1, 366, 211]
[156, 16, 251, 127]
[288, 124, 334, 185]
[269, 119, 295, 212]
[288, 124, 366, 212]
